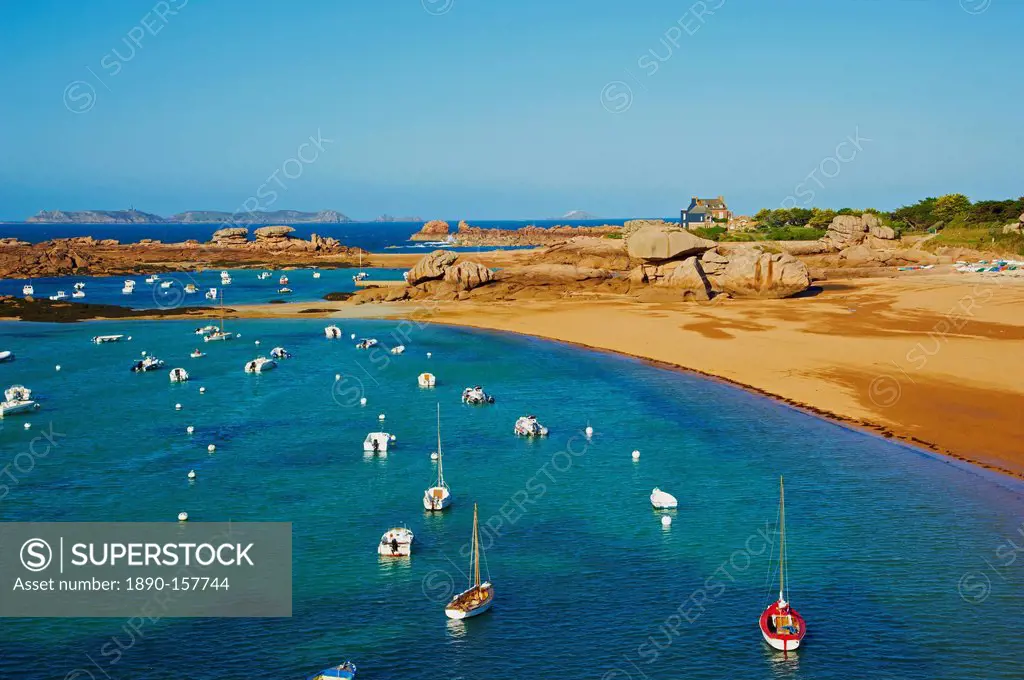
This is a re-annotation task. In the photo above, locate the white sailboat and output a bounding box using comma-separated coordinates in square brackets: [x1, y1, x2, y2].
[424, 404, 452, 511]
[204, 288, 234, 342]
[444, 504, 494, 620]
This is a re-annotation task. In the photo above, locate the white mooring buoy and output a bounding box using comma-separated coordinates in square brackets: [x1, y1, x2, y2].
[430, 451, 439, 461]
[359, 397, 367, 406]
[199, 386, 206, 394]
[661, 515, 672, 527]
[585, 426, 594, 438]
[55, 365, 61, 371]
[187, 469, 196, 480]
[186, 426, 195, 435]
[24, 422, 31, 430]
[378, 413, 386, 421]
[426, 352, 432, 358]
[632, 450, 640, 461]
[175, 403, 182, 411]
[178, 512, 189, 522]
[207, 444, 216, 453]
[335, 374, 341, 381]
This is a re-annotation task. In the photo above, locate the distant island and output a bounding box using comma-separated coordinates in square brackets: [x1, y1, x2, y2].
[25, 209, 351, 224]
[557, 210, 599, 220]
[374, 214, 424, 223]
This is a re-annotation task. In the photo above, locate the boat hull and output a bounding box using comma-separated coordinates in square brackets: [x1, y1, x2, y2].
[423, 489, 452, 511]
[445, 594, 493, 620]
[0, 401, 39, 417]
[758, 603, 806, 652]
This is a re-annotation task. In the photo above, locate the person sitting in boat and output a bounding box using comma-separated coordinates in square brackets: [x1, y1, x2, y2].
[372, 438, 380, 453]
[391, 537, 399, 554]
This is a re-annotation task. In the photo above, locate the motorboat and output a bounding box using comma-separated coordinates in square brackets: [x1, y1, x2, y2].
[185, 283, 197, 294]
[377, 526, 414, 557]
[759, 476, 807, 652]
[168, 367, 190, 383]
[279, 275, 289, 285]
[391, 345, 405, 355]
[514, 415, 548, 437]
[650, 488, 678, 509]
[131, 356, 165, 373]
[257, 272, 271, 280]
[325, 325, 342, 339]
[312, 271, 321, 279]
[269, 346, 291, 359]
[195, 325, 219, 336]
[73, 282, 86, 291]
[91, 334, 124, 344]
[352, 272, 369, 282]
[462, 386, 495, 405]
[244, 357, 277, 373]
[424, 405, 452, 512]
[190, 349, 205, 358]
[221, 275, 232, 285]
[307, 662, 357, 680]
[363, 432, 394, 454]
[0, 385, 40, 417]
[444, 504, 494, 620]
[122, 279, 136, 295]
[355, 338, 378, 350]
[145, 275, 159, 284]
[160, 280, 173, 289]
[0, 351, 14, 363]
[277, 287, 293, 294]
[204, 288, 218, 301]
[418, 373, 436, 388]
[72, 290, 85, 298]
[22, 284, 34, 296]
[48, 291, 68, 301]
[220, 270, 231, 280]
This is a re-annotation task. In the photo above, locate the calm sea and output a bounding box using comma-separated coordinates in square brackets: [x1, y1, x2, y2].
[0, 318, 1021, 679]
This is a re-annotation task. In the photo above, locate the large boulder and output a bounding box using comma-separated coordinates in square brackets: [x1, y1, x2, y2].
[495, 264, 612, 282]
[822, 215, 869, 250]
[254, 225, 296, 240]
[718, 249, 810, 299]
[699, 248, 730, 277]
[626, 225, 716, 262]
[443, 261, 494, 291]
[411, 219, 451, 241]
[407, 249, 458, 285]
[211, 227, 249, 245]
[839, 244, 883, 266]
[653, 257, 712, 301]
[869, 224, 896, 240]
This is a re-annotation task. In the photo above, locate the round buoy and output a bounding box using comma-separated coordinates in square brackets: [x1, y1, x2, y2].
[632, 450, 640, 461]
[187, 469, 196, 480]
[237, 334, 242, 339]
[661, 515, 672, 527]
[389, 434, 397, 442]
[585, 426, 594, 438]
[335, 373, 341, 381]
[186, 426, 195, 434]
[350, 333, 356, 340]
[141, 351, 147, 356]
[255, 340, 261, 346]
[426, 352, 432, 358]
[378, 413, 386, 421]
[55, 365, 61, 371]
[127, 336, 132, 341]
[23, 422, 31, 430]
[199, 387, 206, 394]
[178, 512, 189, 522]
[430, 452, 439, 461]
[359, 397, 367, 406]
[175, 403, 182, 411]
[207, 444, 216, 453]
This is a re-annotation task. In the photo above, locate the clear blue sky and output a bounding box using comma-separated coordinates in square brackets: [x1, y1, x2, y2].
[1, 0, 1021, 221]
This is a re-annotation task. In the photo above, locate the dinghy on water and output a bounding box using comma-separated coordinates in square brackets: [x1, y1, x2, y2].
[377, 526, 414, 557]
[279, 275, 289, 285]
[190, 349, 205, 358]
[257, 272, 271, 280]
[277, 287, 293, 294]
[650, 488, 678, 509]
[185, 283, 197, 294]
[325, 325, 342, 339]
[204, 288, 218, 300]
[514, 415, 548, 437]
[445, 504, 494, 620]
[759, 476, 807, 652]
[391, 345, 405, 355]
[363, 432, 394, 454]
[424, 404, 453, 511]
[307, 661, 357, 680]
[418, 373, 436, 388]
[168, 368, 190, 383]
[72, 290, 85, 298]
[462, 386, 494, 404]
[0, 385, 40, 417]
[269, 347, 291, 359]
[22, 283, 34, 296]
[312, 270, 321, 279]
[131, 356, 165, 373]
[145, 275, 159, 284]
[355, 338, 378, 350]
[48, 291, 68, 301]
[91, 334, 124, 344]
[160, 280, 173, 289]
[243, 357, 277, 374]
[0, 351, 14, 363]
[122, 280, 136, 294]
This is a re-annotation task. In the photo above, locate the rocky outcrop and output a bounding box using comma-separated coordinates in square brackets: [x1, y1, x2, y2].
[822, 213, 896, 250]
[254, 225, 296, 240]
[411, 220, 451, 241]
[407, 250, 458, 285]
[453, 222, 622, 247]
[626, 224, 715, 262]
[651, 258, 712, 300]
[532, 238, 632, 270]
[699, 248, 730, 277]
[715, 249, 811, 299]
[495, 264, 613, 282]
[622, 219, 678, 240]
[211, 227, 249, 246]
[443, 261, 494, 291]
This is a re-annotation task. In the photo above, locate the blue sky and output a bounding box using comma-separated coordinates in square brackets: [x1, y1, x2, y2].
[0, 0, 1021, 221]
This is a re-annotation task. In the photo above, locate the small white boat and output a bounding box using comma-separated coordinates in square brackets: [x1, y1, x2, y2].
[424, 405, 452, 512]
[363, 432, 393, 454]
[307, 661, 357, 680]
[257, 272, 271, 280]
[195, 325, 219, 336]
[204, 331, 234, 343]
[160, 280, 173, 289]
[312, 271, 321, 279]
[650, 487, 678, 509]
[121, 284, 134, 294]
[22, 284, 34, 296]
[169, 367, 190, 383]
[462, 386, 494, 405]
[355, 338, 378, 350]
[73, 282, 86, 291]
[377, 525, 414, 557]
[185, 283, 197, 294]
[220, 270, 231, 279]
[244, 357, 277, 373]
[277, 287, 293, 294]
[269, 347, 291, 359]
[325, 325, 342, 339]
[279, 275, 289, 285]
[204, 288, 218, 300]
[0, 385, 40, 417]
[145, 275, 159, 284]
[91, 334, 124, 344]
[445, 504, 494, 620]
[0, 351, 14, 363]
[418, 373, 436, 388]
[48, 291, 68, 301]
[131, 356, 165, 373]
[190, 349, 205, 358]
[514, 415, 548, 437]
[390, 345, 405, 355]
[72, 290, 85, 298]
[221, 276, 232, 285]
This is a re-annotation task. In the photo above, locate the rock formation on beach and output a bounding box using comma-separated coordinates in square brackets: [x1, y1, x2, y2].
[1002, 212, 1024, 234]
[452, 221, 622, 246]
[410, 220, 451, 241]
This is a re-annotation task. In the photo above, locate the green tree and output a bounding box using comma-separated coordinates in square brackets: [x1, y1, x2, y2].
[933, 193, 972, 222]
[807, 208, 837, 229]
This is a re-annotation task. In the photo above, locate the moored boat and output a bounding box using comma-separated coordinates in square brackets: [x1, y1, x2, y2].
[461, 386, 494, 404]
[169, 367, 190, 383]
[203, 289, 234, 342]
[424, 404, 453, 511]
[355, 338, 378, 350]
[244, 356, 277, 373]
[48, 291, 68, 301]
[279, 275, 289, 285]
[269, 346, 291, 359]
[72, 290, 85, 298]
[444, 504, 494, 620]
[73, 282, 85, 291]
[204, 287, 218, 300]
[325, 325, 342, 339]
[22, 283, 34, 296]
[91, 334, 125, 344]
[195, 325, 219, 336]
[131, 356, 165, 373]
[307, 661, 357, 680]
[121, 280, 136, 294]
[0, 350, 14, 363]
[185, 283, 197, 294]
[650, 488, 678, 509]
[258, 271, 271, 280]
[0, 385, 40, 417]
[363, 432, 393, 454]
[759, 476, 806, 652]
[277, 287, 293, 294]
[514, 415, 548, 437]
[377, 525, 414, 557]
[312, 270, 321, 279]
[418, 373, 436, 388]
[391, 345, 405, 355]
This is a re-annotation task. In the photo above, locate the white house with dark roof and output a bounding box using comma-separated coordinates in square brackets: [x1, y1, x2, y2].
[681, 196, 732, 227]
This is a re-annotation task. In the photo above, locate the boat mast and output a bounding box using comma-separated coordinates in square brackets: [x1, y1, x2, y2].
[219, 287, 225, 332]
[436, 403, 444, 487]
[778, 476, 785, 603]
[472, 503, 480, 588]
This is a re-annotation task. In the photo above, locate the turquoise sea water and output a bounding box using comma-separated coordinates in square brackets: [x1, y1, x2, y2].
[0, 268, 410, 309]
[0, 318, 1022, 679]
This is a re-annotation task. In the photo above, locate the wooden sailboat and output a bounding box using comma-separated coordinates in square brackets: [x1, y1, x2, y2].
[444, 504, 493, 620]
[423, 404, 453, 511]
[203, 287, 234, 342]
[758, 476, 806, 651]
